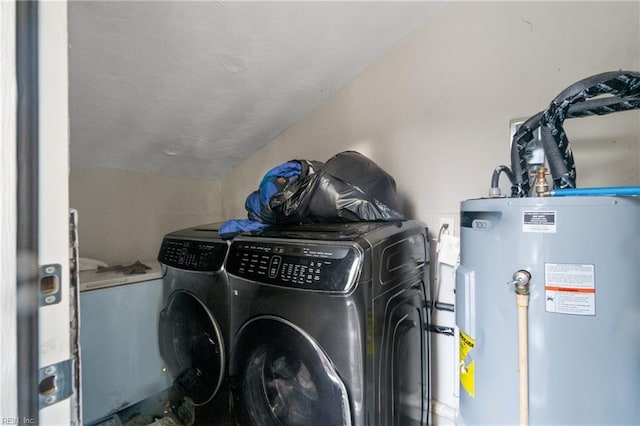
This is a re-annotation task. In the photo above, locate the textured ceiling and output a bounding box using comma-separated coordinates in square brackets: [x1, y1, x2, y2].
[69, 1, 443, 180]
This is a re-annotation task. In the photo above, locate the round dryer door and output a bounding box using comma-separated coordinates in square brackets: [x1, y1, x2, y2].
[233, 317, 351, 426]
[159, 290, 225, 406]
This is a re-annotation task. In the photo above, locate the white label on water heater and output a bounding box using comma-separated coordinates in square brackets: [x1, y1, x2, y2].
[544, 263, 595, 315]
[523, 211, 557, 233]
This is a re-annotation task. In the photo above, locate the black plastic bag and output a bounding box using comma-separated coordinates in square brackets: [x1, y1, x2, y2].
[272, 151, 405, 223]
[269, 159, 324, 224]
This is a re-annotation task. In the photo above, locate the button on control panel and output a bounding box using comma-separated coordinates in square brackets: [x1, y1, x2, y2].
[268, 256, 281, 278]
[227, 240, 359, 292]
[158, 238, 227, 271]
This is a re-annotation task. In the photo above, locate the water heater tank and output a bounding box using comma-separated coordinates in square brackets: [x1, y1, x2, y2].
[456, 196, 639, 425]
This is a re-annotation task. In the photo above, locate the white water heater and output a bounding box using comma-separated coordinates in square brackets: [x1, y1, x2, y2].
[456, 196, 640, 424]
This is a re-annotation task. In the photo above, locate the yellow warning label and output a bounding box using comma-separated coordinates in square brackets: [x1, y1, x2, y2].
[459, 330, 476, 397]
[460, 330, 475, 360]
[461, 360, 475, 397]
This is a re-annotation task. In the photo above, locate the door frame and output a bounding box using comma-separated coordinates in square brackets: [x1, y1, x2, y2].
[2, 0, 75, 423]
[15, 0, 40, 421]
[0, 0, 19, 417]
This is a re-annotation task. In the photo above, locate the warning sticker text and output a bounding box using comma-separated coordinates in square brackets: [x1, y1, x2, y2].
[523, 211, 557, 233]
[545, 263, 595, 315]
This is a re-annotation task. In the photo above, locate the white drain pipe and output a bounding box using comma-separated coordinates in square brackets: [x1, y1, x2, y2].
[512, 270, 531, 426]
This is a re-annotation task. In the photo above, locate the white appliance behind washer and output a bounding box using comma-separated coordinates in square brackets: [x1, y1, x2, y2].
[79, 260, 168, 424]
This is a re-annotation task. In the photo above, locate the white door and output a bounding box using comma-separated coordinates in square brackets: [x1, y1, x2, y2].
[38, 1, 81, 425]
[1, 1, 77, 424]
[38, 1, 78, 424]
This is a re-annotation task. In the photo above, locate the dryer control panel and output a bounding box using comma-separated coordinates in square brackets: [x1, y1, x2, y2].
[158, 238, 228, 271]
[227, 240, 361, 292]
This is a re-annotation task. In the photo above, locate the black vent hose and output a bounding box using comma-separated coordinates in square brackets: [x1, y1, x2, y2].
[489, 165, 516, 197]
[510, 71, 640, 197]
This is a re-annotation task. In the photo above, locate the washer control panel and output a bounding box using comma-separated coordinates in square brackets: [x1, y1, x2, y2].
[158, 238, 227, 271]
[227, 240, 360, 292]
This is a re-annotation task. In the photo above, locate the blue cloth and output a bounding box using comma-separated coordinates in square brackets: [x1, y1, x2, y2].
[219, 219, 269, 238]
[245, 192, 262, 222]
[257, 162, 302, 205]
[220, 161, 303, 237]
[245, 161, 302, 224]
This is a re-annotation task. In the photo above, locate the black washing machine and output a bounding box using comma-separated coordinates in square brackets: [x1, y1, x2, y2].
[226, 221, 430, 425]
[157, 223, 234, 424]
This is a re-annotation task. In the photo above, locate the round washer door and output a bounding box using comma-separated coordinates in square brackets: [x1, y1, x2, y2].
[159, 289, 225, 406]
[233, 317, 352, 426]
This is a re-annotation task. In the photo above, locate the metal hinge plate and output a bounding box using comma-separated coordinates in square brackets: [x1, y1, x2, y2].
[39, 263, 62, 306]
[38, 359, 74, 409]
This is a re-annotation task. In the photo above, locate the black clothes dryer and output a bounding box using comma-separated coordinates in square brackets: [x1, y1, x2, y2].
[226, 221, 430, 425]
[157, 223, 233, 424]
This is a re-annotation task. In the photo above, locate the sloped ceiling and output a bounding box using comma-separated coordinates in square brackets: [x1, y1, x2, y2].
[69, 1, 444, 180]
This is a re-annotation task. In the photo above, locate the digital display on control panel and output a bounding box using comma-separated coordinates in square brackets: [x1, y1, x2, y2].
[158, 239, 227, 271]
[227, 241, 360, 292]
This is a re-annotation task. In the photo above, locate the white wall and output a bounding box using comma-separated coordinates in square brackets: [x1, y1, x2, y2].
[221, 1, 640, 421]
[222, 1, 640, 225]
[0, 0, 17, 418]
[69, 167, 224, 265]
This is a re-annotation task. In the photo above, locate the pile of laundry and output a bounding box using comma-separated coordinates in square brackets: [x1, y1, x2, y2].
[220, 150, 404, 237]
